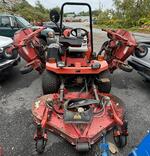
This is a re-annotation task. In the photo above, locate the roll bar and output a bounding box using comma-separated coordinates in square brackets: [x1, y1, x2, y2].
[60, 2, 93, 53]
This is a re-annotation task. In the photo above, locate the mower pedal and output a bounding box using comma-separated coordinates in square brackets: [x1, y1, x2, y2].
[76, 143, 91, 152]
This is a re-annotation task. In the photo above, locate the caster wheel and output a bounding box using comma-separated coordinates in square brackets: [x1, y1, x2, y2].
[113, 129, 127, 148]
[76, 143, 90, 152]
[119, 63, 133, 72]
[36, 139, 46, 154]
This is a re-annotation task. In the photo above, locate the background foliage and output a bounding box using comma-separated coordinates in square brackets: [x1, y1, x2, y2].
[95, 0, 150, 31]
[0, 0, 60, 22]
[0, 0, 150, 31]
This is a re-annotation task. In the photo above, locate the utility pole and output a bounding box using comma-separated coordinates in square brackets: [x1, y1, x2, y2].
[99, 0, 101, 11]
[99, 0, 103, 11]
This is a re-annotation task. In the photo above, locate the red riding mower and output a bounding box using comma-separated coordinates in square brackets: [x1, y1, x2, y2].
[12, 2, 134, 154]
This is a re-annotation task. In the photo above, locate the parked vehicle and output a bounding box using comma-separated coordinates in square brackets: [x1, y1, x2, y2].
[43, 21, 71, 33]
[0, 13, 54, 44]
[128, 42, 150, 81]
[0, 36, 20, 77]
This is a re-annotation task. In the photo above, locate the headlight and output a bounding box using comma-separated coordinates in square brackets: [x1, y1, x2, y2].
[48, 31, 55, 38]
[3, 47, 12, 58]
[3, 44, 12, 56]
[2, 44, 18, 59]
[0, 48, 3, 54]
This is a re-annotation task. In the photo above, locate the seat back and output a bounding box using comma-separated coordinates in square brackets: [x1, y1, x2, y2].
[68, 46, 88, 53]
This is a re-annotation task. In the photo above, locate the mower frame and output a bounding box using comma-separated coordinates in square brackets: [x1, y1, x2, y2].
[59, 2, 94, 54]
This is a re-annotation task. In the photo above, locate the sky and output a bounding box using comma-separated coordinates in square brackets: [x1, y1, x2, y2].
[26, 0, 114, 12]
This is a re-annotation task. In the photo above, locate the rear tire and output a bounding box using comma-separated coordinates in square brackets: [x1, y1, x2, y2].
[96, 70, 111, 93]
[42, 70, 60, 94]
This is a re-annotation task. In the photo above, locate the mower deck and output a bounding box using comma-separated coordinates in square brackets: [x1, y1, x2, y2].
[32, 93, 126, 151]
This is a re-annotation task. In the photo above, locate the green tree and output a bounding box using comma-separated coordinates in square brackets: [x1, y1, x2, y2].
[113, 0, 150, 27]
[51, 6, 61, 13]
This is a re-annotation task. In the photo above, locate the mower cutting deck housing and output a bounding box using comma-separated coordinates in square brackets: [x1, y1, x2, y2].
[33, 88, 127, 152]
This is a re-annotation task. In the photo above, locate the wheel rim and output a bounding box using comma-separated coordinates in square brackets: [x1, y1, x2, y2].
[135, 45, 148, 58]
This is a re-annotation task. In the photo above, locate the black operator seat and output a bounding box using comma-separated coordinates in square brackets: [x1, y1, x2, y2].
[59, 37, 83, 47]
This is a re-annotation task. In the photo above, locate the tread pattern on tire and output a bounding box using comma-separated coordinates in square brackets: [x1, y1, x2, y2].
[42, 70, 60, 94]
[96, 70, 111, 93]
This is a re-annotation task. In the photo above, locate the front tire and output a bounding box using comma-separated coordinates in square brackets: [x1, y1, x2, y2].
[42, 70, 60, 94]
[96, 70, 111, 93]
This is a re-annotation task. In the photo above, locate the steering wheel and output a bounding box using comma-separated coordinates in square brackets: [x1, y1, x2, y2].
[70, 28, 88, 38]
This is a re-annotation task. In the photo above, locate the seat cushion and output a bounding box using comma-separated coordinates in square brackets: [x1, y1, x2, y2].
[59, 37, 82, 47]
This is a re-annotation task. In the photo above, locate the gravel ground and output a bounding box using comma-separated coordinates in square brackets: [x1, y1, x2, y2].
[0, 29, 150, 156]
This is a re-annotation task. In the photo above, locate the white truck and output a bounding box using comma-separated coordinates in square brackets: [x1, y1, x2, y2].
[0, 36, 20, 76]
[128, 42, 150, 81]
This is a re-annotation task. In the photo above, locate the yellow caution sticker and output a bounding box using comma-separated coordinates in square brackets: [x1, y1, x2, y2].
[35, 100, 40, 109]
[73, 114, 81, 120]
[101, 78, 110, 83]
[108, 142, 119, 154]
